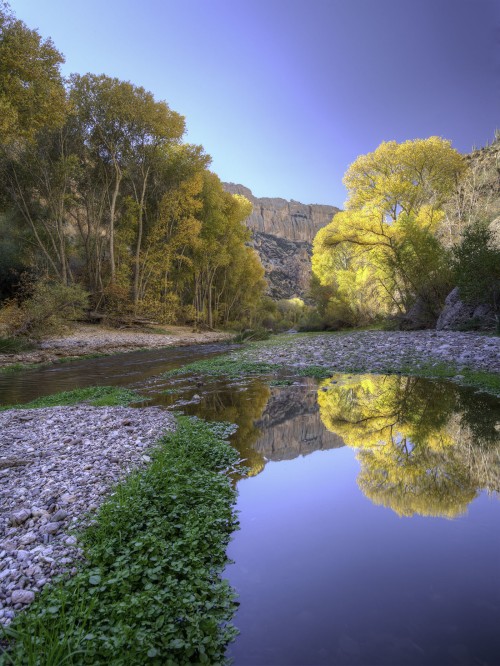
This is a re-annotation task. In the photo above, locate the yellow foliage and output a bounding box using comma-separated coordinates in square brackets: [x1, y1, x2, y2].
[312, 137, 464, 322]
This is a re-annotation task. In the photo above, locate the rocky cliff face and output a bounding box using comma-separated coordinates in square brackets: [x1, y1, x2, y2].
[224, 183, 339, 242]
[435, 139, 500, 331]
[223, 183, 340, 299]
[251, 232, 313, 299]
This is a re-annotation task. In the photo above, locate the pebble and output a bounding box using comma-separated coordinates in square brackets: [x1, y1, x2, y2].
[237, 331, 500, 375]
[11, 590, 35, 605]
[0, 404, 175, 625]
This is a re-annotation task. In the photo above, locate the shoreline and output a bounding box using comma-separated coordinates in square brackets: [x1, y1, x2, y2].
[234, 330, 500, 376]
[0, 404, 175, 625]
[0, 323, 234, 370]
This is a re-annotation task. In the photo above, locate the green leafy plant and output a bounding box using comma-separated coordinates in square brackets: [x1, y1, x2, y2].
[0, 386, 145, 410]
[1, 417, 242, 665]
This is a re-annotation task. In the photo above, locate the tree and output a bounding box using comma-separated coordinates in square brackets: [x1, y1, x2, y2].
[1, 125, 79, 284]
[312, 138, 465, 324]
[0, 2, 66, 145]
[453, 220, 500, 331]
[69, 74, 185, 286]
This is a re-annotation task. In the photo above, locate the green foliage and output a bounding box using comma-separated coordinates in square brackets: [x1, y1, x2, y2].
[0, 337, 34, 353]
[0, 385, 144, 410]
[0, 5, 266, 331]
[453, 220, 500, 331]
[1, 417, 242, 664]
[297, 365, 332, 379]
[0, 280, 89, 340]
[0, 3, 66, 145]
[164, 357, 281, 380]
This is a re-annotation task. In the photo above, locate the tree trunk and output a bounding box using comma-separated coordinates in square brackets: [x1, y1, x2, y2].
[109, 165, 122, 283]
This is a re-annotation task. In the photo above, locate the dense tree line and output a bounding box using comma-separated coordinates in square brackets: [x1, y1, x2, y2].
[0, 3, 265, 331]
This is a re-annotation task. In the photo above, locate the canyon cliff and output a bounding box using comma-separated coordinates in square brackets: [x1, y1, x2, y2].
[223, 182, 340, 299]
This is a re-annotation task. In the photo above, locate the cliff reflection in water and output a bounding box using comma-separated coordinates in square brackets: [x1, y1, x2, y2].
[317, 375, 500, 518]
[253, 378, 344, 461]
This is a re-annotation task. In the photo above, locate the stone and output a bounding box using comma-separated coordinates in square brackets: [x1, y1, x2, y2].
[52, 509, 68, 522]
[9, 509, 31, 526]
[19, 532, 37, 546]
[40, 522, 61, 535]
[11, 590, 35, 605]
[436, 288, 494, 331]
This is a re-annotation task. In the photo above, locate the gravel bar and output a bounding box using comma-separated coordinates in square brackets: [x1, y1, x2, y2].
[238, 331, 500, 374]
[0, 405, 175, 625]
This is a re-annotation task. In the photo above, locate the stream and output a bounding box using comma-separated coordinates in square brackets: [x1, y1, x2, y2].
[1, 343, 499, 665]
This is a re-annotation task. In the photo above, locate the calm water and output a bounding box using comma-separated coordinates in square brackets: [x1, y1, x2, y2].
[1, 349, 499, 665]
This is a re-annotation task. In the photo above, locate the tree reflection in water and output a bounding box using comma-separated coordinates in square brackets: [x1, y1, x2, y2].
[317, 375, 500, 518]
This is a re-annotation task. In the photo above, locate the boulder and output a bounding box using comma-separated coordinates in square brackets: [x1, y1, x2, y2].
[436, 287, 494, 330]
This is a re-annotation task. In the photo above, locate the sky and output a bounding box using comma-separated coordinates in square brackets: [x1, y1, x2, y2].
[12, 0, 500, 207]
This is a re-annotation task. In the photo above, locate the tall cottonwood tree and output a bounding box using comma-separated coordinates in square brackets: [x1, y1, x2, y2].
[0, 4, 267, 329]
[69, 74, 185, 288]
[0, 2, 66, 146]
[313, 137, 465, 325]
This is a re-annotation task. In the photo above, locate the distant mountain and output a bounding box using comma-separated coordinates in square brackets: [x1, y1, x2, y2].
[223, 183, 340, 299]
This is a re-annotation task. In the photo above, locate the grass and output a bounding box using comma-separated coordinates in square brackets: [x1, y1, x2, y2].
[1, 417, 242, 665]
[296, 365, 332, 379]
[0, 362, 48, 374]
[0, 338, 35, 354]
[163, 356, 282, 380]
[0, 386, 146, 411]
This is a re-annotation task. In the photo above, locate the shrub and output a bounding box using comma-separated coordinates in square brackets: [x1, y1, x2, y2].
[0, 279, 89, 340]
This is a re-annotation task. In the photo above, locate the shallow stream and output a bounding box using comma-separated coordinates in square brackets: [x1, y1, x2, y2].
[1, 344, 499, 665]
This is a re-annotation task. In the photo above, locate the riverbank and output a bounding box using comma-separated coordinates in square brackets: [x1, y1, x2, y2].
[0, 324, 233, 370]
[0, 405, 175, 625]
[1, 417, 241, 665]
[235, 330, 500, 375]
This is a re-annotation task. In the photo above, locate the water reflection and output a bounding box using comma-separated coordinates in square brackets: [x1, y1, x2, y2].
[253, 379, 344, 461]
[156, 379, 271, 477]
[317, 375, 500, 518]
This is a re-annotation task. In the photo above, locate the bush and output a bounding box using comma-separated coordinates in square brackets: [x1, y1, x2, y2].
[0, 279, 89, 340]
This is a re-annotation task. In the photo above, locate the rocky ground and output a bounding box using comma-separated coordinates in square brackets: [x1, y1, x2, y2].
[0, 324, 233, 369]
[238, 330, 500, 374]
[0, 405, 175, 625]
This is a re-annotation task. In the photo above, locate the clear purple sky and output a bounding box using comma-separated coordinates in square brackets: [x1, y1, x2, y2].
[12, 0, 500, 207]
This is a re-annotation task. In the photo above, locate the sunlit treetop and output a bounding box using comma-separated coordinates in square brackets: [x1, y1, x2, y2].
[0, 2, 66, 143]
[344, 137, 466, 219]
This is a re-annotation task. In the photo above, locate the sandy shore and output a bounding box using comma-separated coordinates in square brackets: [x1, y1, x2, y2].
[0, 324, 233, 369]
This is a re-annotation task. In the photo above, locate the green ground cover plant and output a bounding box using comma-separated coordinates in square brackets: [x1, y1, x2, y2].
[163, 357, 282, 380]
[1, 417, 242, 665]
[0, 386, 145, 410]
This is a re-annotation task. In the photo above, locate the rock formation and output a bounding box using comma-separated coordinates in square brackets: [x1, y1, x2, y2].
[436, 287, 495, 331]
[223, 182, 340, 299]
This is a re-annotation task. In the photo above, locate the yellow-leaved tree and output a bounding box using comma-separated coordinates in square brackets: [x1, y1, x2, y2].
[312, 137, 466, 327]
